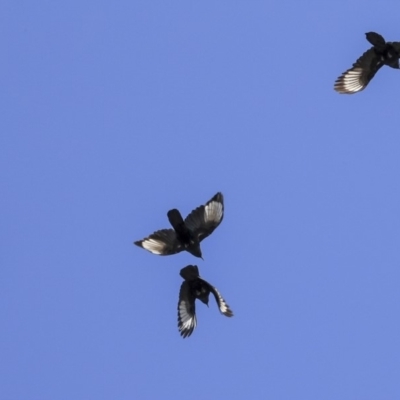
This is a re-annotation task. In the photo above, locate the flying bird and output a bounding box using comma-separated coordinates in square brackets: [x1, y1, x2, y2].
[134, 192, 224, 259]
[177, 265, 233, 338]
[334, 32, 400, 94]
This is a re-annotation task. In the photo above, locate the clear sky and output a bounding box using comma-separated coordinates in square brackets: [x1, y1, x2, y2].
[2, 1, 400, 399]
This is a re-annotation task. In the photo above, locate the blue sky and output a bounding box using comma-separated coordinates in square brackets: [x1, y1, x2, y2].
[2, 1, 400, 399]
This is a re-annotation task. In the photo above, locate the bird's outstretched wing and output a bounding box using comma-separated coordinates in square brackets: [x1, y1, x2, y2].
[334, 48, 382, 94]
[201, 279, 234, 317]
[134, 229, 182, 255]
[177, 281, 197, 338]
[184, 192, 224, 242]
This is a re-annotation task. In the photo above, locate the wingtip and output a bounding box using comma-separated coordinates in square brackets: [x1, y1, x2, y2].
[333, 67, 366, 94]
[213, 192, 224, 203]
[178, 318, 195, 338]
[180, 329, 194, 338]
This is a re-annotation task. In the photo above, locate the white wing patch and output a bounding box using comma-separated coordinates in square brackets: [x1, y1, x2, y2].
[178, 300, 196, 336]
[212, 286, 233, 317]
[334, 67, 364, 94]
[140, 238, 165, 255]
[204, 200, 223, 224]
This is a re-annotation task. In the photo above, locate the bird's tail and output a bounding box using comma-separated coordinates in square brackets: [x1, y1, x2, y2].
[167, 209, 187, 232]
[180, 265, 200, 280]
[366, 32, 386, 51]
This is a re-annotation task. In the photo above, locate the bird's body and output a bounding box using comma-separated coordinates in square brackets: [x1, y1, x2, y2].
[177, 265, 233, 338]
[334, 32, 400, 94]
[166, 209, 202, 258]
[134, 192, 224, 259]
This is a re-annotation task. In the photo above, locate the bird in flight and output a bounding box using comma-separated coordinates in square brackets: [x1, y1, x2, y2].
[177, 265, 233, 338]
[134, 192, 224, 259]
[334, 32, 400, 94]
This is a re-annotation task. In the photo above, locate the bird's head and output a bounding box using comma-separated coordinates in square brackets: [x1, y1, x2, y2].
[189, 242, 203, 259]
[198, 292, 210, 307]
[196, 285, 210, 306]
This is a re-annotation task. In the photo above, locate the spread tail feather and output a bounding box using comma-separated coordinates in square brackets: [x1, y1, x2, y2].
[366, 32, 386, 51]
[167, 209, 186, 231]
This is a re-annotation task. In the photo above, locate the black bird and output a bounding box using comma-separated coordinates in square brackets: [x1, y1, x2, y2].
[177, 265, 233, 338]
[334, 32, 400, 94]
[134, 192, 224, 259]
